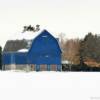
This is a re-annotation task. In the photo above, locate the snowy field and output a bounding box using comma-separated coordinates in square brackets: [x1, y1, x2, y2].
[0, 71, 100, 100]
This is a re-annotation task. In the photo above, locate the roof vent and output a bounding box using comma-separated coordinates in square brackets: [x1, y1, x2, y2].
[42, 35, 47, 38]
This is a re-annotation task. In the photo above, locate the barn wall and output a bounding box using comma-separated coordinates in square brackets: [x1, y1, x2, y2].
[28, 30, 62, 65]
[3, 64, 29, 71]
[3, 64, 62, 71]
[15, 65, 31, 71]
[3, 64, 16, 70]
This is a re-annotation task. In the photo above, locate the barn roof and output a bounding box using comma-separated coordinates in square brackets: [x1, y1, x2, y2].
[3, 39, 29, 52]
[3, 30, 42, 52]
[28, 29, 62, 54]
[10, 30, 42, 40]
[3, 29, 60, 53]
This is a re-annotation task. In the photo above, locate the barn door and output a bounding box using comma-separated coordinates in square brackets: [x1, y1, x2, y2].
[51, 65, 57, 71]
[35, 65, 40, 71]
[47, 65, 50, 71]
[31, 64, 35, 71]
[57, 65, 62, 71]
[40, 64, 47, 71]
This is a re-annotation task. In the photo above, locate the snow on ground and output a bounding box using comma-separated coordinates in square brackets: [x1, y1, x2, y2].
[0, 71, 100, 100]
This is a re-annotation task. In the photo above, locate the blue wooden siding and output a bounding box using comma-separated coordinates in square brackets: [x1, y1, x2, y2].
[2, 52, 27, 64]
[27, 30, 61, 64]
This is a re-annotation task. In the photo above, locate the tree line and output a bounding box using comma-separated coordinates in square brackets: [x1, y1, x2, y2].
[62, 32, 100, 67]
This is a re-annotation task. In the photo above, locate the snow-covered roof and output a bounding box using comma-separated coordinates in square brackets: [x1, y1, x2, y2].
[10, 29, 58, 40]
[10, 30, 43, 40]
[17, 49, 28, 52]
[4, 29, 60, 52]
[62, 60, 70, 64]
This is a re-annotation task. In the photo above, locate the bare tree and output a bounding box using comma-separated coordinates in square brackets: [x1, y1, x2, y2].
[63, 39, 80, 64]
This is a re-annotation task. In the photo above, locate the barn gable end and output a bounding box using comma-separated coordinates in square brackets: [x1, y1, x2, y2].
[27, 30, 61, 65]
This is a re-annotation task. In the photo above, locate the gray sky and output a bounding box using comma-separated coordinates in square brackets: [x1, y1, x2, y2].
[0, 0, 100, 47]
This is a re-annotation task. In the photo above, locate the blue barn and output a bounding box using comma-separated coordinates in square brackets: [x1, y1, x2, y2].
[2, 30, 62, 71]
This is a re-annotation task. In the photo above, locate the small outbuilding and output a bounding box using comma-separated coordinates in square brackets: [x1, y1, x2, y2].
[2, 30, 62, 71]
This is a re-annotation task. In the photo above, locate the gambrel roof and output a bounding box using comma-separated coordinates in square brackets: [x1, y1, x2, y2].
[3, 29, 60, 52]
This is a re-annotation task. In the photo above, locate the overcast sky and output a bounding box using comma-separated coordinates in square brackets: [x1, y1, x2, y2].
[0, 0, 100, 47]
